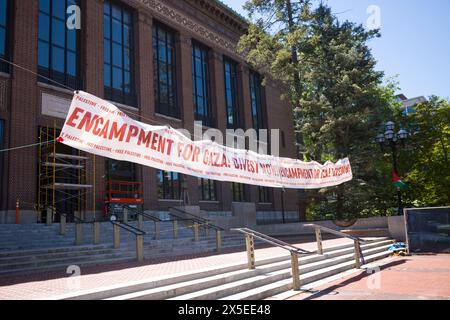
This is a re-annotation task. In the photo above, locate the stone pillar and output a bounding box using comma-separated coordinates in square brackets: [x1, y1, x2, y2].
[60, 214, 66, 235]
[113, 224, 120, 249]
[93, 222, 100, 245]
[75, 223, 83, 246]
[136, 235, 144, 262]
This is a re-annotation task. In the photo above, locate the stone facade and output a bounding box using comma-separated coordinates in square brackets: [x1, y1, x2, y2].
[0, 0, 298, 221]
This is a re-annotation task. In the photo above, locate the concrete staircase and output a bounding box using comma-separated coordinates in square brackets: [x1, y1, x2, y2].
[51, 238, 394, 300]
[0, 222, 250, 276]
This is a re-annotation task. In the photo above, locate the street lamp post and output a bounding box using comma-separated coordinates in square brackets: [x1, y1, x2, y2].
[376, 121, 409, 216]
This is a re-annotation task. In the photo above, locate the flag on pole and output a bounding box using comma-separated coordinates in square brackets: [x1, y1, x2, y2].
[392, 171, 408, 190]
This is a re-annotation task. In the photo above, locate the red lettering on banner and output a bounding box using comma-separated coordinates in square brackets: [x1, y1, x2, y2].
[66, 107, 84, 127]
[109, 123, 127, 142]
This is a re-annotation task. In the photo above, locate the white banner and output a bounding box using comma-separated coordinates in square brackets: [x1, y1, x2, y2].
[58, 91, 353, 189]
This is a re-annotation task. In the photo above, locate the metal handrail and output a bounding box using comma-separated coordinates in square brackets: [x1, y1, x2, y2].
[303, 224, 368, 243]
[169, 207, 224, 231]
[131, 209, 163, 222]
[73, 216, 92, 224]
[231, 228, 312, 255]
[111, 221, 146, 236]
[231, 227, 308, 291]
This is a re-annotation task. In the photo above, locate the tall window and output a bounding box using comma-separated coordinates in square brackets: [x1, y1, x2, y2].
[38, 0, 80, 89]
[232, 183, 246, 202]
[106, 160, 136, 182]
[259, 187, 272, 203]
[104, 0, 135, 106]
[249, 71, 266, 131]
[199, 179, 217, 201]
[0, 0, 9, 73]
[153, 23, 178, 118]
[192, 42, 213, 126]
[157, 170, 182, 200]
[224, 58, 240, 129]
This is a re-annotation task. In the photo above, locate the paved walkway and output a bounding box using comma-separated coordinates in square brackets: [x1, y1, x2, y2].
[0, 238, 354, 300]
[289, 254, 450, 300]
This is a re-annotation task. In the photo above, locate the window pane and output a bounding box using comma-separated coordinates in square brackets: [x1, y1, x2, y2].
[112, 42, 123, 67]
[67, 51, 76, 76]
[38, 14, 50, 41]
[104, 39, 111, 64]
[104, 63, 111, 87]
[112, 5, 122, 20]
[112, 18, 123, 44]
[123, 25, 130, 47]
[104, 1, 110, 15]
[112, 66, 123, 90]
[51, 46, 65, 73]
[124, 48, 131, 71]
[39, 0, 50, 14]
[124, 71, 131, 93]
[51, 18, 65, 47]
[52, 0, 66, 19]
[67, 29, 76, 51]
[38, 41, 49, 68]
[104, 15, 111, 39]
[123, 12, 131, 24]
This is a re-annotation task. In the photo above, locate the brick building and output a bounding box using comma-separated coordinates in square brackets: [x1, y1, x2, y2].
[0, 0, 298, 224]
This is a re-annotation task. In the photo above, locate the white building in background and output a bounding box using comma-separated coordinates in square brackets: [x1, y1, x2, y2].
[395, 94, 428, 116]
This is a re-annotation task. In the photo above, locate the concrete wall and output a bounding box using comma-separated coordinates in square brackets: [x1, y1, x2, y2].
[388, 216, 406, 241]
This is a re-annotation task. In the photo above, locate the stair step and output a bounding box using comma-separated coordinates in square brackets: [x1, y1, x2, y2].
[219, 249, 392, 300]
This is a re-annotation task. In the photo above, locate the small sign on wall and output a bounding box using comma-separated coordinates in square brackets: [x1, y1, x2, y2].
[41, 93, 71, 119]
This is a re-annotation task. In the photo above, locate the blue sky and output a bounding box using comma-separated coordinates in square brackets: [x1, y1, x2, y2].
[224, 0, 450, 99]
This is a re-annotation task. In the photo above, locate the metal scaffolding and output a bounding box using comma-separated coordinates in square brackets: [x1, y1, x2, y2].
[38, 125, 92, 223]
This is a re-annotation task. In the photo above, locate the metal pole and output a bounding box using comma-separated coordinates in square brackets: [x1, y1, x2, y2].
[245, 234, 256, 270]
[391, 143, 403, 216]
[281, 189, 286, 224]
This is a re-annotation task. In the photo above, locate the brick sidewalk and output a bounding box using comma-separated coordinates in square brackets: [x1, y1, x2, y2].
[0, 238, 354, 300]
[289, 254, 450, 300]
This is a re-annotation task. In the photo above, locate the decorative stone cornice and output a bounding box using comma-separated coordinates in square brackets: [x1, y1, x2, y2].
[135, 0, 240, 57]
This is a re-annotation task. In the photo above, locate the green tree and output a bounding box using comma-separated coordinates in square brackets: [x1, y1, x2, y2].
[400, 97, 450, 206]
[239, 1, 397, 219]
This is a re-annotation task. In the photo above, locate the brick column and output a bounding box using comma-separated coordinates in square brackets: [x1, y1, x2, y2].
[7, 0, 39, 210]
[84, 0, 105, 215]
[135, 10, 157, 210]
[239, 64, 258, 204]
[211, 51, 231, 209]
[178, 32, 199, 205]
